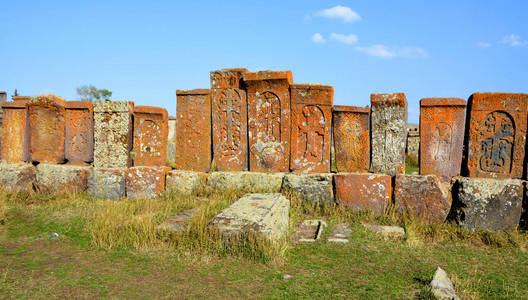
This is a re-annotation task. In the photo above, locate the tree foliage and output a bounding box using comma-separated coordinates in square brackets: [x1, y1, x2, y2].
[76, 85, 112, 102]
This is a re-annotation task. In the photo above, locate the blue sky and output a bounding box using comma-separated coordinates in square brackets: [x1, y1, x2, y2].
[1, 1, 527, 123]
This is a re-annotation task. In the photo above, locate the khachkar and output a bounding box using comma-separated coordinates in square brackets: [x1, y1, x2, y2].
[93, 101, 134, 168]
[466, 93, 528, 179]
[65, 101, 94, 165]
[245, 71, 292, 173]
[370, 93, 408, 175]
[332, 105, 370, 172]
[175, 89, 211, 172]
[1, 101, 30, 162]
[133, 106, 168, 166]
[420, 98, 466, 181]
[211, 68, 248, 171]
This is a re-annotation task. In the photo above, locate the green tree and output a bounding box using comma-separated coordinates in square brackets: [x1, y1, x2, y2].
[76, 85, 112, 102]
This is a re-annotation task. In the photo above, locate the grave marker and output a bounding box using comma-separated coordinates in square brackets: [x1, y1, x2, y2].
[133, 106, 168, 166]
[332, 105, 370, 172]
[65, 101, 94, 165]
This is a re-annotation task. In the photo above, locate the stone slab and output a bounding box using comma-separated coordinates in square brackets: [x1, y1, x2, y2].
[1, 101, 30, 163]
[168, 116, 176, 141]
[133, 106, 168, 166]
[370, 93, 408, 175]
[290, 84, 333, 174]
[210, 193, 290, 240]
[452, 177, 522, 230]
[87, 167, 127, 199]
[175, 89, 211, 172]
[420, 98, 466, 182]
[166, 170, 208, 196]
[406, 129, 419, 166]
[363, 224, 405, 238]
[431, 267, 460, 300]
[126, 166, 170, 199]
[245, 70, 292, 172]
[332, 106, 370, 173]
[157, 208, 199, 232]
[333, 173, 391, 215]
[281, 173, 334, 206]
[93, 101, 134, 168]
[206, 171, 284, 193]
[12, 96, 30, 102]
[0, 162, 35, 191]
[65, 101, 94, 165]
[35, 164, 90, 193]
[292, 220, 327, 243]
[394, 174, 451, 223]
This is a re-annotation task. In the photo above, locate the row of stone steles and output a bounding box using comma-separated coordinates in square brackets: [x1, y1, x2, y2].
[0, 95, 169, 168]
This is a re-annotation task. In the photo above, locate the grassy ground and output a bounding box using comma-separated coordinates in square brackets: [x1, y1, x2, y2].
[0, 189, 527, 299]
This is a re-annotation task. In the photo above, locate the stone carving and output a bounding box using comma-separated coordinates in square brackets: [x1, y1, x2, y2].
[332, 106, 370, 172]
[1, 101, 30, 163]
[334, 173, 391, 215]
[133, 106, 168, 166]
[65, 101, 94, 165]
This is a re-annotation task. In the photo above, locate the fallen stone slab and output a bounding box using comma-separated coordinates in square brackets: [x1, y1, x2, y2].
[35, 164, 90, 193]
[327, 237, 349, 243]
[210, 193, 289, 241]
[292, 219, 327, 243]
[330, 224, 352, 238]
[281, 173, 333, 206]
[206, 171, 284, 193]
[363, 224, 405, 239]
[452, 177, 523, 231]
[126, 166, 171, 199]
[333, 173, 391, 215]
[87, 168, 127, 200]
[0, 162, 35, 192]
[156, 208, 199, 232]
[430, 267, 460, 300]
[166, 170, 208, 196]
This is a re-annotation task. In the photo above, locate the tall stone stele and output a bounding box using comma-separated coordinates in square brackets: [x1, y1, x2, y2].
[175, 89, 211, 172]
[65, 101, 94, 165]
[93, 101, 134, 168]
[211, 68, 248, 171]
[244, 70, 293, 173]
[0, 91, 7, 125]
[1, 100, 30, 163]
[370, 93, 408, 176]
[420, 98, 466, 181]
[28, 95, 67, 164]
[465, 93, 527, 179]
[290, 84, 333, 174]
[133, 106, 168, 166]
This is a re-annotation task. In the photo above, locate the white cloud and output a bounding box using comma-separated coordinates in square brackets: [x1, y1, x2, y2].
[329, 33, 358, 44]
[355, 45, 428, 59]
[311, 33, 326, 43]
[476, 42, 492, 48]
[397, 47, 428, 58]
[316, 5, 361, 23]
[501, 34, 528, 47]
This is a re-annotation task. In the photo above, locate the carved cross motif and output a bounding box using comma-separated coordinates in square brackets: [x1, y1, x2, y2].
[299, 105, 325, 159]
[261, 92, 281, 142]
[221, 90, 241, 151]
[479, 111, 515, 173]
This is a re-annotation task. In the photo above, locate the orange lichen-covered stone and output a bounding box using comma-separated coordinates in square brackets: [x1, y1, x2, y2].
[290, 84, 333, 174]
[133, 106, 168, 166]
[332, 105, 370, 172]
[65, 101, 94, 165]
[211, 68, 248, 171]
[420, 98, 466, 182]
[1, 101, 30, 163]
[245, 70, 293, 173]
[125, 166, 171, 199]
[333, 173, 391, 215]
[465, 93, 528, 179]
[175, 89, 211, 172]
[12, 96, 30, 102]
[28, 95, 66, 164]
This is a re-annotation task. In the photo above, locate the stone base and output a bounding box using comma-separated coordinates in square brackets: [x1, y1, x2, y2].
[210, 193, 290, 240]
[166, 170, 208, 196]
[206, 171, 284, 193]
[333, 173, 391, 215]
[35, 164, 90, 193]
[281, 173, 333, 206]
[126, 166, 171, 199]
[87, 168, 127, 199]
[0, 162, 35, 192]
[452, 177, 522, 230]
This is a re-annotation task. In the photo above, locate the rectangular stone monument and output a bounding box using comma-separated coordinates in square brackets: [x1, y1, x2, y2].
[211, 68, 248, 171]
[126, 166, 170, 199]
[0, 91, 6, 125]
[290, 84, 333, 173]
[175, 89, 211, 172]
[93, 101, 134, 168]
[333, 173, 391, 215]
[466, 93, 527, 179]
[35, 164, 90, 193]
[133, 106, 168, 166]
[245, 70, 293, 173]
[332, 105, 370, 173]
[12, 96, 30, 102]
[168, 116, 176, 141]
[370, 93, 408, 176]
[420, 98, 466, 181]
[28, 95, 67, 164]
[87, 168, 127, 199]
[65, 101, 94, 165]
[1, 101, 30, 163]
[0, 162, 35, 191]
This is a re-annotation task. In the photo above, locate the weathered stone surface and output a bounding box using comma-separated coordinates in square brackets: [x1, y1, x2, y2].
[166, 170, 208, 196]
[133, 106, 168, 166]
[370, 93, 408, 175]
[452, 177, 522, 230]
[157, 208, 199, 232]
[363, 224, 405, 239]
[28, 95, 66, 164]
[330, 224, 352, 238]
[1, 101, 30, 163]
[406, 126, 419, 166]
[12, 96, 30, 102]
[87, 167, 127, 199]
[466, 93, 527, 179]
[394, 174, 451, 223]
[206, 171, 284, 193]
[245, 71, 292, 172]
[0, 91, 6, 124]
[65, 101, 94, 165]
[210, 193, 290, 240]
[168, 116, 176, 141]
[35, 164, 90, 193]
[93, 101, 133, 168]
[166, 141, 176, 165]
[175, 89, 211, 172]
[281, 173, 334, 206]
[126, 166, 170, 199]
[292, 219, 327, 243]
[420, 98, 466, 182]
[431, 267, 460, 300]
[211, 68, 248, 171]
[333, 173, 391, 215]
[0, 162, 35, 191]
[332, 106, 370, 173]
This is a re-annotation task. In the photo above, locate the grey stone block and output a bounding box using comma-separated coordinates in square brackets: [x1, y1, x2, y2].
[166, 170, 207, 196]
[281, 173, 334, 206]
[0, 162, 35, 191]
[206, 171, 284, 193]
[35, 164, 90, 193]
[87, 167, 127, 199]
